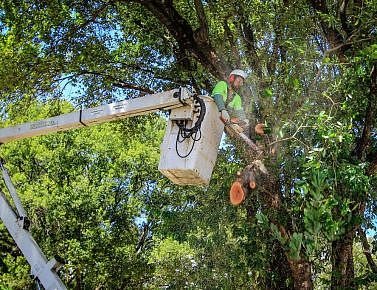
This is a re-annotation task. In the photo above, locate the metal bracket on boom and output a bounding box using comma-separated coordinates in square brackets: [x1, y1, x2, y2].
[0, 159, 67, 290]
[173, 87, 191, 105]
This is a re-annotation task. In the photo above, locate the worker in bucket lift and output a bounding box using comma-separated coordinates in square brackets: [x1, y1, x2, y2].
[211, 69, 265, 137]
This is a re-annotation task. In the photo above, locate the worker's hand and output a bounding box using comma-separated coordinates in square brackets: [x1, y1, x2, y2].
[220, 110, 230, 123]
[255, 123, 265, 135]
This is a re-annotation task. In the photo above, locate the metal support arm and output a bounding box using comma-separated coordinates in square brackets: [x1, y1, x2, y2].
[0, 160, 66, 290]
[0, 192, 66, 289]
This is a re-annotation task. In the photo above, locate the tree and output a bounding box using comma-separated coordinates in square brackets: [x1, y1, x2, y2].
[0, 0, 376, 289]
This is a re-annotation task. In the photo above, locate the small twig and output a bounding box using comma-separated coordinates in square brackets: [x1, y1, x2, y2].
[324, 37, 372, 56]
[323, 92, 341, 116]
[323, 93, 339, 106]
[268, 124, 314, 147]
[292, 137, 311, 150]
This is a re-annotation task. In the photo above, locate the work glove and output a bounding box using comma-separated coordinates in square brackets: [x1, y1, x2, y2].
[220, 110, 230, 123]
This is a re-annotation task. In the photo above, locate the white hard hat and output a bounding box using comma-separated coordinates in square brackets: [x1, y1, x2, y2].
[229, 69, 248, 79]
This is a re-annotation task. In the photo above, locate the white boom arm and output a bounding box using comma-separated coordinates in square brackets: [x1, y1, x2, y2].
[0, 193, 66, 290]
[0, 160, 66, 290]
[0, 88, 193, 144]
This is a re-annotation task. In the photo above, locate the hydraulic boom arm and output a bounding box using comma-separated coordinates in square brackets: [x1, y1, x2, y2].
[0, 88, 193, 144]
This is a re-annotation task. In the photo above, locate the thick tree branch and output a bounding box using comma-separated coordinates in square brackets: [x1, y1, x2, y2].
[99, 60, 195, 87]
[235, 159, 312, 289]
[131, 0, 228, 79]
[193, 0, 209, 46]
[354, 64, 377, 161]
[82, 70, 155, 94]
[331, 229, 356, 289]
[237, 11, 263, 78]
[339, 0, 352, 36]
[59, 70, 156, 94]
[223, 18, 241, 67]
[309, 0, 347, 60]
[135, 222, 152, 253]
[112, 81, 155, 94]
[367, 155, 377, 176]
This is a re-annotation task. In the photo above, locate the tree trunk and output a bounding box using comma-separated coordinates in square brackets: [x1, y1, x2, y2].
[266, 242, 294, 289]
[331, 230, 356, 290]
[135, 0, 228, 79]
[237, 160, 313, 289]
[288, 258, 313, 290]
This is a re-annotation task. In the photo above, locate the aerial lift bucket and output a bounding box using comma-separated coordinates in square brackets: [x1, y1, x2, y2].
[158, 96, 224, 185]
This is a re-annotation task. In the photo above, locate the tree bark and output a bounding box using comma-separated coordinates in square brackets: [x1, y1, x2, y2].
[288, 258, 313, 290]
[131, 0, 228, 79]
[354, 64, 377, 160]
[238, 160, 313, 289]
[331, 229, 356, 290]
[266, 242, 294, 289]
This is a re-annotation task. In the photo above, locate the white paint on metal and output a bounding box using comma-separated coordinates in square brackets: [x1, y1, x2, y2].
[0, 191, 66, 290]
[1, 162, 28, 218]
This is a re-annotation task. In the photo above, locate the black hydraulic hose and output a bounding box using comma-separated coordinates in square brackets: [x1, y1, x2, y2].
[175, 95, 206, 158]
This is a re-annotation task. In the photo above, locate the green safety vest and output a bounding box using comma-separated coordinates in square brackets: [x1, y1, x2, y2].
[211, 81, 243, 110]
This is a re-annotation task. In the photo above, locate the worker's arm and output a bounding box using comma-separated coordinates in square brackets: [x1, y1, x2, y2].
[212, 93, 226, 111]
[211, 81, 229, 121]
[212, 93, 230, 122]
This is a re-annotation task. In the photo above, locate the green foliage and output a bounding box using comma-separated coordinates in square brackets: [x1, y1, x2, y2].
[0, 0, 376, 288]
[288, 232, 303, 261]
[148, 237, 196, 288]
[353, 242, 377, 289]
[0, 255, 32, 289]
